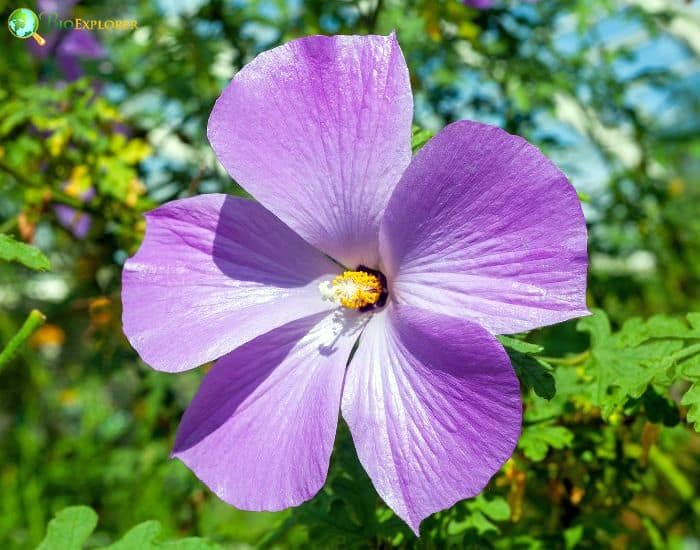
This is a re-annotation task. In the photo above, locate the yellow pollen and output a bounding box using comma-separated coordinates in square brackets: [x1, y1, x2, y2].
[331, 271, 382, 309]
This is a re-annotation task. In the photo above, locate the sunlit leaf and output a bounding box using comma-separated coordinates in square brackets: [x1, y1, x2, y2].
[0, 234, 51, 271]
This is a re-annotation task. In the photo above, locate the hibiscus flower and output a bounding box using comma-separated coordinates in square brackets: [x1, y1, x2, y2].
[122, 33, 588, 535]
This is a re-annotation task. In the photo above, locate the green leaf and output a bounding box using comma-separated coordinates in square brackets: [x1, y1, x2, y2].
[678, 353, 700, 378]
[681, 384, 700, 431]
[447, 511, 497, 537]
[0, 234, 51, 271]
[37, 506, 98, 550]
[105, 520, 220, 549]
[500, 336, 554, 400]
[498, 335, 544, 355]
[519, 424, 574, 461]
[447, 496, 510, 536]
[578, 310, 689, 416]
[37, 506, 221, 550]
[564, 525, 584, 549]
[510, 351, 556, 400]
[468, 495, 510, 522]
[411, 125, 435, 152]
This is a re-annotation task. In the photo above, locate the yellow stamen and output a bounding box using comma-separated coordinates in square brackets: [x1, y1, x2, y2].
[330, 270, 382, 309]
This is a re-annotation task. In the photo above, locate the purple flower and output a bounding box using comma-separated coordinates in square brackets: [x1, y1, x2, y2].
[464, 0, 495, 8]
[30, 0, 105, 81]
[121, 34, 588, 534]
[53, 204, 92, 239]
[38, 0, 79, 18]
[56, 29, 105, 81]
[53, 182, 95, 239]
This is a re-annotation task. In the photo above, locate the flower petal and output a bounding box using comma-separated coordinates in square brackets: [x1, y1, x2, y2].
[380, 120, 589, 334]
[56, 30, 105, 81]
[173, 310, 361, 510]
[122, 194, 340, 372]
[53, 204, 91, 239]
[208, 33, 413, 267]
[58, 29, 105, 59]
[463, 0, 493, 8]
[341, 305, 522, 535]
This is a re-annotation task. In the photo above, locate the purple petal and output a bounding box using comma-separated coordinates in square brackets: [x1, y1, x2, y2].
[341, 305, 521, 534]
[173, 310, 358, 510]
[58, 30, 105, 59]
[463, 0, 493, 8]
[38, 0, 79, 18]
[56, 30, 105, 81]
[208, 33, 413, 268]
[380, 121, 589, 335]
[122, 194, 341, 372]
[53, 204, 92, 239]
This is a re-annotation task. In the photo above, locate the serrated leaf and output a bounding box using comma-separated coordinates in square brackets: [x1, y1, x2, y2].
[498, 335, 544, 355]
[679, 354, 700, 378]
[448, 495, 510, 536]
[617, 315, 700, 347]
[519, 424, 574, 461]
[37, 506, 98, 550]
[578, 310, 686, 416]
[577, 308, 611, 347]
[0, 234, 51, 271]
[499, 336, 554, 399]
[447, 511, 498, 536]
[510, 351, 556, 400]
[681, 384, 700, 431]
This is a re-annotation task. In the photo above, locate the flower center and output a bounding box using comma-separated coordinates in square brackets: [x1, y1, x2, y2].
[319, 266, 388, 311]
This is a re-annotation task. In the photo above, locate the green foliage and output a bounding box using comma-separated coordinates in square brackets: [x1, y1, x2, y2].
[37, 507, 97, 550]
[411, 125, 435, 152]
[448, 495, 511, 537]
[578, 309, 700, 427]
[105, 521, 219, 549]
[0, 309, 46, 371]
[500, 335, 556, 400]
[1, 0, 699, 548]
[681, 385, 700, 431]
[0, 234, 50, 271]
[519, 424, 575, 461]
[37, 506, 218, 550]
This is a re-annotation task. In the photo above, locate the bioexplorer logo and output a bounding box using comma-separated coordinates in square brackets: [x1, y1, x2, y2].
[7, 8, 45, 45]
[39, 11, 138, 31]
[7, 6, 137, 44]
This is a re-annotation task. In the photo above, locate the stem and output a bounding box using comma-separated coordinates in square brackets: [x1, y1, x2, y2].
[673, 343, 700, 364]
[539, 350, 591, 366]
[0, 310, 46, 372]
[647, 446, 700, 518]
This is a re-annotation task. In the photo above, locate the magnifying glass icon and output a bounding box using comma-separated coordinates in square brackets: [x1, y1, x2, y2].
[8, 8, 46, 46]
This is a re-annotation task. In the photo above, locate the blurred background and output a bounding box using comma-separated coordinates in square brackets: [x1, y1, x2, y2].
[1, 0, 699, 548]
